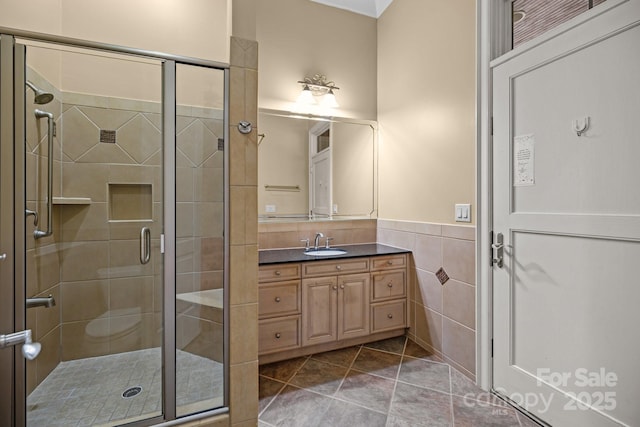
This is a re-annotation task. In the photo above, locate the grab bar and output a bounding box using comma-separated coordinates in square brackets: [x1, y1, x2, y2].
[34, 109, 54, 239]
[140, 227, 151, 264]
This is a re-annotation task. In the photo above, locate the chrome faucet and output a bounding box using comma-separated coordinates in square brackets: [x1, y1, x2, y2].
[314, 232, 325, 250]
[26, 295, 56, 309]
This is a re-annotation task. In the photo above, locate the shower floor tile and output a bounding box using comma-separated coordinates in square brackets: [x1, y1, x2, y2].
[27, 348, 223, 427]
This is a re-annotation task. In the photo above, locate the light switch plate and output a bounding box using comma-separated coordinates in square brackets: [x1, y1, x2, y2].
[455, 204, 471, 222]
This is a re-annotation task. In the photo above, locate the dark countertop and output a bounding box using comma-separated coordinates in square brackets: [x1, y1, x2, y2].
[258, 243, 410, 265]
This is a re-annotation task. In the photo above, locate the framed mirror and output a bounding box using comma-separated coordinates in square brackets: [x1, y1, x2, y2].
[258, 109, 377, 222]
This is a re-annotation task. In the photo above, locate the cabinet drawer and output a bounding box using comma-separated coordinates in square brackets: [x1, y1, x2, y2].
[259, 280, 300, 319]
[371, 254, 407, 271]
[259, 263, 301, 283]
[259, 315, 300, 354]
[302, 258, 369, 277]
[371, 300, 406, 332]
[372, 270, 406, 301]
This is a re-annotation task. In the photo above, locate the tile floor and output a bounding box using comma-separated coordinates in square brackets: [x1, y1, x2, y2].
[258, 336, 540, 427]
[27, 348, 223, 427]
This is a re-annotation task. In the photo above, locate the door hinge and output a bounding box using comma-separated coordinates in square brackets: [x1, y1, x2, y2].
[160, 234, 165, 254]
[491, 338, 494, 358]
[490, 117, 494, 136]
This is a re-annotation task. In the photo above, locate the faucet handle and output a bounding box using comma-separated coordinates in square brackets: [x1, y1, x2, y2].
[300, 238, 310, 250]
[325, 237, 334, 249]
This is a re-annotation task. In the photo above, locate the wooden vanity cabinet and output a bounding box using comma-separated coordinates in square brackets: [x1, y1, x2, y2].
[302, 272, 370, 346]
[258, 263, 301, 355]
[370, 254, 407, 333]
[259, 253, 407, 361]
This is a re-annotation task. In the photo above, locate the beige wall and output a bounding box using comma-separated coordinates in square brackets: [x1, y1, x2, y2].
[0, 0, 229, 62]
[377, 0, 476, 224]
[256, 0, 377, 120]
[2, 0, 229, 108]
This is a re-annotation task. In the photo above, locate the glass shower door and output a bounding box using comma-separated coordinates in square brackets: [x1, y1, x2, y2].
[174, 63, 227, 417]
[21, 41, 165, 426]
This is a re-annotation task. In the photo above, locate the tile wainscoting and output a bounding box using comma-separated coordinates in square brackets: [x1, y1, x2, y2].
[258, 219, 377, 250]
[377, 219, 476, 380]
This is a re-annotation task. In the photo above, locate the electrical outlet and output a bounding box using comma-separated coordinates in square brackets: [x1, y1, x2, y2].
[455, 204, 471, 222]
[265, 205, 276, 213]
[332, 204, 338, 214]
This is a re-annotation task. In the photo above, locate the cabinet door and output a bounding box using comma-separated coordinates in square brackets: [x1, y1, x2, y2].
[302, 276, 338, 346]
[337, 273, 370, 340]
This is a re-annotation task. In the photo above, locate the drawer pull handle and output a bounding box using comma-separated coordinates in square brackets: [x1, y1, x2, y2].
[387, 260, 393, 265]
[336, 265, 342, 271]
[275, 297, 281, 302]
[387, 283, 393, 288]
[387, 314, 393, 319]
[275, 271, 281, 276]
[275, 333, 281, 339]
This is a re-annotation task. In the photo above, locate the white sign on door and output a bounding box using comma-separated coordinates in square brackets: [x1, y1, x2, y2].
[514, 133, 535, 186]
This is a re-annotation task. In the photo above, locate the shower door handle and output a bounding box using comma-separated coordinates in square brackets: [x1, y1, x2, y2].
[140, 227, 151, 264]
[33, 109, 54, 239]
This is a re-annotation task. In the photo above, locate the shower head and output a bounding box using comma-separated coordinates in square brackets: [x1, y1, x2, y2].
[26, 80, 54, 105]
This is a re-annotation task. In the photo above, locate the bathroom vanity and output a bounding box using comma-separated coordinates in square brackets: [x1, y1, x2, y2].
[258, 244, 409, 364]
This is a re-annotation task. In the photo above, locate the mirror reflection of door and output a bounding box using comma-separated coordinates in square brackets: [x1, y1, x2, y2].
[309, 122, 332, 217]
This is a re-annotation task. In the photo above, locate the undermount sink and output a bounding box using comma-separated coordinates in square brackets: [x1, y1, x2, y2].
[304, 249, 347, 256]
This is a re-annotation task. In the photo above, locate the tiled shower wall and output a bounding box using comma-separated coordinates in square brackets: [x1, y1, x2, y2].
[25, 73, 63, 394]
[24, 70, 226, 391]
[377, 219, 477, 380]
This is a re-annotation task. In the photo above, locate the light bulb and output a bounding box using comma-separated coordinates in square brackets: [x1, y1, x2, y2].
[296, 85, 315, 104]
[321, 89, 339, 108]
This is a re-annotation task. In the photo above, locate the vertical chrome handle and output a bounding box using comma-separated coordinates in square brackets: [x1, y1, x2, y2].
[33, 110, 54, 239]
[140, 227, 151, 264]
[492, 232, 504, 268]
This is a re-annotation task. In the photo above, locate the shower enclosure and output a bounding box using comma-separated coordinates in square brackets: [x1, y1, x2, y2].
[0, 29, 228, 426]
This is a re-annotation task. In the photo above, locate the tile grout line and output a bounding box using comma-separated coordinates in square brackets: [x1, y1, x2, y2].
[257, 355, 310, 419]
[384, 336, 408, 423]
[331, 344, 363, 399]
[449, 363, 456, 427]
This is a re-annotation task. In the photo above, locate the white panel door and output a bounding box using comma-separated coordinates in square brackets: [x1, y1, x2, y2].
[492, 1, 640, 426]
[311, 149, 331, 216]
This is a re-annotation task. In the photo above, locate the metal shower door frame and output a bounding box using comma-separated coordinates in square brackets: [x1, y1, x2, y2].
[0, 29, 230, 427]
[0, 34, 28, 427]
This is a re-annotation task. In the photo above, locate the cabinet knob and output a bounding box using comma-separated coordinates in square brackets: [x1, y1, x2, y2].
[275, 333, 281, 339]
[387, 260, 393, 265]
[275, 270, 281, 276]
[387, 282, 393, 288]
[336, 265, 342, 271]
[275, 297, 281, 303]
[340, 284, 345, 289]
[332, 285, 338, 290]
[387, 314, 393, 319]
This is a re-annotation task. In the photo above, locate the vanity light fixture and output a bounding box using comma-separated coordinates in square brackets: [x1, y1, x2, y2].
[297, 74, 339, 107]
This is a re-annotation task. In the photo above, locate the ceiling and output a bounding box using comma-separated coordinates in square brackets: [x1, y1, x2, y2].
[310, 0, 394, 18]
